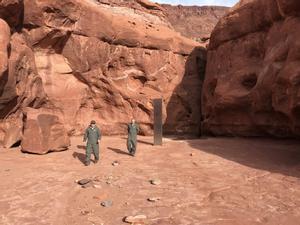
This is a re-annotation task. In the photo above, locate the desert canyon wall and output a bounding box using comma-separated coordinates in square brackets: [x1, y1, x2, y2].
[0, 0, 212, 153]
[1, 0, 298, 154]
[203, 0, 300, 137]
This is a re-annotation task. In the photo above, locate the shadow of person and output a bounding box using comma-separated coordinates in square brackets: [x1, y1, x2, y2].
[107, 147, 131, 156]
[77, 145, 86, 150]
[137, 140, 153, 146]
[72, 152, 86, 165]
[120, 137, 153, 146]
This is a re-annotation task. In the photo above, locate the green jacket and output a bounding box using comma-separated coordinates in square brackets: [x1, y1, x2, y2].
[128, 123, 139, 141]
[84, 126, 101, 144]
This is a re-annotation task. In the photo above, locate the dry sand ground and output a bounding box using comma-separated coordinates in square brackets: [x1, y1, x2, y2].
[0, 136, 300, 225]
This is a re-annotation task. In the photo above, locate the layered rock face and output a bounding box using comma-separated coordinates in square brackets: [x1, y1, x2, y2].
[161, 5, 228, 42]
[0, 0, 206, 152]
[202, 0, 300, 137]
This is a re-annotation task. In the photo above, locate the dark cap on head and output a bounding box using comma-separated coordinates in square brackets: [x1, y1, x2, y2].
[90, 120, 96, 124]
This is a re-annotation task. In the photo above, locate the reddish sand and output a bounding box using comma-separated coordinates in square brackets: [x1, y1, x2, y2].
[0, 136, 300, 225]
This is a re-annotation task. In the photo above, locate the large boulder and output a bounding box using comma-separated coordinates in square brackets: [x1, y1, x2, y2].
[202, 0, 300, 137]
[21, 108, 70, 154]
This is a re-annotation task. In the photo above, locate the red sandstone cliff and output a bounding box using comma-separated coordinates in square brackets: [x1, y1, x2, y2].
[0, 0, 206, 153]
[202, 0, 300, 137]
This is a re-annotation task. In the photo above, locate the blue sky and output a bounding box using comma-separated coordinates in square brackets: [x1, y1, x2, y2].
[154, 0, 238, 6]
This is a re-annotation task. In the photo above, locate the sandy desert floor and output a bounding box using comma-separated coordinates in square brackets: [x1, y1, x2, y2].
[0, 136, 300, 225]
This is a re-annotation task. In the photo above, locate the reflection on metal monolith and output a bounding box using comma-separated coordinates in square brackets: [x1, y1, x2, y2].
[153, 98, 163, 145]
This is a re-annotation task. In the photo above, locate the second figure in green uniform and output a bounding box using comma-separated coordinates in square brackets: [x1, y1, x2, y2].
[127, 118, 139, 156]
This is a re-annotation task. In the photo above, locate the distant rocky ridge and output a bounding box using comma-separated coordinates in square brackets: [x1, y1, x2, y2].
[161, 4, 228, 42]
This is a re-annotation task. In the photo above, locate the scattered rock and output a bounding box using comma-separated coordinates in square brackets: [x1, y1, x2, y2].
[80, 210, 90, 216]
[112, 160, 120, 166]
[101, 200, 113, 207]
[147, 197, 160, 202]
[124, 215, 147, 223]
[150, 179, 161, 185]
[192, 162, 198, 166]
[93, 184, 102, 189]
[190, 153, 195, 156]
[78, 179, 92, 185]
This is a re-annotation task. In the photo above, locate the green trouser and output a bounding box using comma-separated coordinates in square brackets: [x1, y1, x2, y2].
[127, 138, 137, 155]
[86, 142, 99, 163]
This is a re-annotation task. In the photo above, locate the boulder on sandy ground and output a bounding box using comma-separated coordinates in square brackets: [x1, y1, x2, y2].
[202, 0, 300, 137]
[0, 116, 22, 148]
[21, 108, 70, 154]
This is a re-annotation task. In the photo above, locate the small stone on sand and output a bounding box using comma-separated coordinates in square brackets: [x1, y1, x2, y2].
[124, 215, 147, 223]
[150, 179, 161, 185]
[112, 161, 119, 166]
[100, 200, 113, 207]
[78, 179, 91, 185]
[147, 197, 160, 202]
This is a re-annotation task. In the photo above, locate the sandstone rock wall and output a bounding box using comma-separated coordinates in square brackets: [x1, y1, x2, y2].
[202, 0, 300, 137]
[0, 0, 207, 152]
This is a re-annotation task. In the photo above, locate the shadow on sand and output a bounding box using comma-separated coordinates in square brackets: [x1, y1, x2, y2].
[120, 137, 153, 146]
[186, 137, 300, 178]
[72, 152, 86, 165]
[107, 147, 131, 156]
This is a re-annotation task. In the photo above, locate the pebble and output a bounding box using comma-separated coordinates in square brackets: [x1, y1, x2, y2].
[112, 161, 120, 166]
[147, 197, 160, 202]
[100, 200, 113, 207]
[81, 210, 90, 215]
[93, 184, 102, 189]
[150, 179, 161, 185]
[78, 179, 91, 185]
[124, 215, 147, 223]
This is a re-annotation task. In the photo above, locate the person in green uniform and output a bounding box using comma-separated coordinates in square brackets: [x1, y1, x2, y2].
[127, 118, 139, 156]
[83, 120, 101, 166]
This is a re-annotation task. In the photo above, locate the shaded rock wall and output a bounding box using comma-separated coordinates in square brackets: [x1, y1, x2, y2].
[202, 0, 300, 137]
